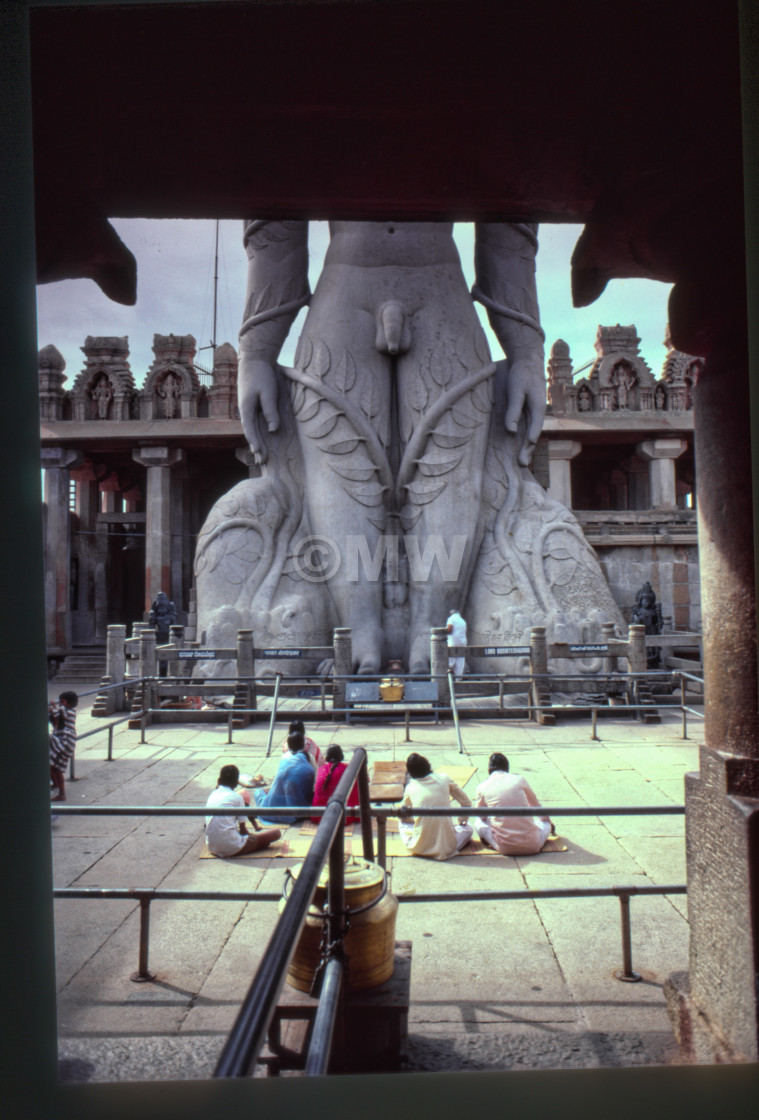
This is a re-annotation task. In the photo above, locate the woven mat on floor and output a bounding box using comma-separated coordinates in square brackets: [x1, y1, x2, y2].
[370, 761, 478, 801]
[200, 822, 568, 860]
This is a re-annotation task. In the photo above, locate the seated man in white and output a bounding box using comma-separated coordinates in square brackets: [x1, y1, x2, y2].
[474, 752, 553, 856]
[399, 752, 473, 860]
[205, 764, 281, 857]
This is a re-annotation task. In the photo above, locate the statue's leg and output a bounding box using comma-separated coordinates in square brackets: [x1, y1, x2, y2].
[290, 301, 391, 674]
[396, 293, 493, 673]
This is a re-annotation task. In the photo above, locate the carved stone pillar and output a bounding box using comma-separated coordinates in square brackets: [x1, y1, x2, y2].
[637, 438, 688, 509]
[664, 340, 759, 1062]
[41, 447, 84, 651]
[132, 447, 185, 612]
[546, 440, 582, 507]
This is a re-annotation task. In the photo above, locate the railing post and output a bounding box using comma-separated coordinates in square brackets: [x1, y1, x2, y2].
[357, 755, 374, 863]
[613, 891, 641, 982]
[106, 623, 127, 711]
[131, 893, 156, 982]
[266, 674, 282, 757]
[236, 630, 256, 722]
[591, 707, 599, 741]
[107, 724, 114, 762]
[333, 628, 352, 721]
[376, 813, 387, 870]
[681, 673, 688, 739]
[430, 627, 450, 708]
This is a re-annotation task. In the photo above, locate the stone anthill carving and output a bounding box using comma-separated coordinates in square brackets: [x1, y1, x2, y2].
[38, 344, 67, 421]
[139, 334, 201, 420]
[69, 336, 136, 421]
[194, 221, 623, 678]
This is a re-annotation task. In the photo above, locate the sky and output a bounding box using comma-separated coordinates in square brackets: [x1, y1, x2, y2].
[35, 219, 674, 387]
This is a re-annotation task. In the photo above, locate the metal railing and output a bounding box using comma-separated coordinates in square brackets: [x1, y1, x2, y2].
[123, 668, 703, 746]
[52, 796, 687, 1057]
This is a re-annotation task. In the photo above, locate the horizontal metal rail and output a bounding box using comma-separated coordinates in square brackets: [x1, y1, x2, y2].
[49, 803, 686, 818]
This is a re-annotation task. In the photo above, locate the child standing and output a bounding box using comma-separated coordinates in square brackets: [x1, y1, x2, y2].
[49, 691, 78, 803]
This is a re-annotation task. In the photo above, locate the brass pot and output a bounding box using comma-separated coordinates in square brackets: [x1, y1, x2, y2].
[281, 857, 398, 992]
[379, 677, 404, 702]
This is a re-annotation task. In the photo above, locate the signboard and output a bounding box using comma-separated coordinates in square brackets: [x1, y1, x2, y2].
[480, 646, 531, 657]
[176, 649, 225, 661]
[256, 648, 304, 659]
[568, 644, 609, 654]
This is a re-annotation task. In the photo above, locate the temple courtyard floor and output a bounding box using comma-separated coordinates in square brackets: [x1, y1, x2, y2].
[49, 680, 703, 1083]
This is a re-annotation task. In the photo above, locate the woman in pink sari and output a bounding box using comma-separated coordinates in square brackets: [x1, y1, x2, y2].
[311, 745, 360, 824]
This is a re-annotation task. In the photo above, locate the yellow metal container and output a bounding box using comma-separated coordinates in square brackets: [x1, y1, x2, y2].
[282, 857, 398, 992]
[379, 677, 404, 702]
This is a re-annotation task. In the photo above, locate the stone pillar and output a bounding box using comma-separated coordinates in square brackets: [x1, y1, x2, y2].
[105, 624, 127, 710]
[236, 629, 256, 717]
[546, 440, 582, 507]
[170, 462, 189, 620]
[430, 627, 450, 706]
[41, 447, 84, 651]
[333, 628, 352, 719]
[139, 629, 157, 679]
[637, 438, 688, 509]
[626, 623, 647, 676]
[664, 341, 759, 1062]
[132, 447, 185, 612]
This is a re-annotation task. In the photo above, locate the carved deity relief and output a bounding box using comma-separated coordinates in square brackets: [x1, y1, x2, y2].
[195, 221, 624, 675]
[610, 361, 637, 409]
[91, 374, 113, 419]
[158, 372, 181, 418]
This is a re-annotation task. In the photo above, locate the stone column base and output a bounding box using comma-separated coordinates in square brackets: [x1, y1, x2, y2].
[664, 751, 759, 1063]
[664, 971, 749, 1063]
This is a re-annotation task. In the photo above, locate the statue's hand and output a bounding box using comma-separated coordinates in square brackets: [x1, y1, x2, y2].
[238, 354, 281, 465]
[503, 354, 546, 467]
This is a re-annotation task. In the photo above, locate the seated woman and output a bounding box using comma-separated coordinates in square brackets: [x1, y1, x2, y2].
[399, 753, 473, 860]
[253, 730, 315, 825]
[311, 745, 360, 824]
[280, 718, 322, 773]
[205, 764, 281, 856]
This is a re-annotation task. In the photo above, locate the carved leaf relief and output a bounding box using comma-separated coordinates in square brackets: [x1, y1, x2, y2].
[307, 411, 342, 440]
[325, 437, 365, 455]
[328, 463, 377, 483]
[416, 455, 463, 478]
[312, 340, 332, 380]
[333, 350, 357, 395]
[405, 479, 448, 505]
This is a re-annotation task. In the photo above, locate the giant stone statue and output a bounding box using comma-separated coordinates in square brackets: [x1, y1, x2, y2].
[194, 221, 623, 676]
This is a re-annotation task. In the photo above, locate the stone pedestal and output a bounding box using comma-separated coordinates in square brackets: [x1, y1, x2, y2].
[546, 439, 582, 507]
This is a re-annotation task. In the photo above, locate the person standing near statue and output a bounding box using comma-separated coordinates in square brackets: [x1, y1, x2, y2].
[446, 607, 467, 679]
[235, 220, 545, 674]
[49, 690, 78, 803]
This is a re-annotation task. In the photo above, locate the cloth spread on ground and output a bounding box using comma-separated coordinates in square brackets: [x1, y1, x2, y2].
[199, 822, 567, 859]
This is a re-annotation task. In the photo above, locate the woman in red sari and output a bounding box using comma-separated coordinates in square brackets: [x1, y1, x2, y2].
[311, 745, 360, 824]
